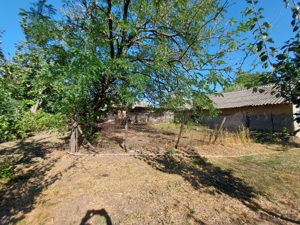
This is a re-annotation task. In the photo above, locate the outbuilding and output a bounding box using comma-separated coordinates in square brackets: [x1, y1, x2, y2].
[202, 85, 300, 136]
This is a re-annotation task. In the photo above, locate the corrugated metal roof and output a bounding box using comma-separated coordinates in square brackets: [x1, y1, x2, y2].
[210, 85, 288, 109]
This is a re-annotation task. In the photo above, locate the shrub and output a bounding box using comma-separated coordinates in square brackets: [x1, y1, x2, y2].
[280, 127, 290, 142]
[0, 109, 68, 143]
[33, 110, 67, 132]
[0, 156, 16, 180]
[0, 109, 29, 142]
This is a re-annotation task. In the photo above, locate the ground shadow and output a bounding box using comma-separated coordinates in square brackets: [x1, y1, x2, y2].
[100, 123, 176, 152]
[79, 209, 112, 225]
[137, 153, 300, 224]
[243, 201, 300, 224]
[107, 136, 124, 149]
[0, 137, 74, 224]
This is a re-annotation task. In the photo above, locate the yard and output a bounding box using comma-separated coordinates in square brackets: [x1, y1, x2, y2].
[0, 123, 299, 224]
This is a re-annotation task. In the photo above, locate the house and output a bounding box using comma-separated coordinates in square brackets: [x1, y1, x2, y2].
[129, 106, 174, 123]
[107, 101, 174, 124]
[202, 85, 300, 136]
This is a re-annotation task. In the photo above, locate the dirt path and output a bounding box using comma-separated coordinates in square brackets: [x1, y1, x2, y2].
[4, 152, 256, 225]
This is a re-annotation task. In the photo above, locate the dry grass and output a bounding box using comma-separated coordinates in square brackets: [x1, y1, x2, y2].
[0, 124, 299, 225]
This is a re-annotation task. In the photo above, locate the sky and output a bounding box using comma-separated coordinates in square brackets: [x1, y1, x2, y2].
[228, 0, 294, 47]
[0, 0, 62, 58]
[0, 0, 295, 61]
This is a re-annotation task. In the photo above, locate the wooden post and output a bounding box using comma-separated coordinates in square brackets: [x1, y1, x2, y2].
[124, 117, 129, 152]
[70, 121, 78, 153]
[246, 112, 251, 139]
[271, 113, 275, 133]
[213, 117, 226, 144]
[175, 114, 185, 149]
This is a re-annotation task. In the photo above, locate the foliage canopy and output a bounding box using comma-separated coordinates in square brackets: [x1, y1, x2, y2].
[244, 0, 300, 116]
[1, 0, 254, 146]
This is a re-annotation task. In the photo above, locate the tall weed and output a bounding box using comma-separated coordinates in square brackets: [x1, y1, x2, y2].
[218, 127, 251, 145]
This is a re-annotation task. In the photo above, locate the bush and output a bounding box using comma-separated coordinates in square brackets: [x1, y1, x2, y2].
[0, 109, 67, 143]
[33, 110, 67, 132]
[0, 109, 29, 142]
[0, 156, 16, 180]
[280, 127, 290, 142]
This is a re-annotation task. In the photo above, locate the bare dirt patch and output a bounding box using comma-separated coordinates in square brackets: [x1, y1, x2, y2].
[1, 124, 299, 224]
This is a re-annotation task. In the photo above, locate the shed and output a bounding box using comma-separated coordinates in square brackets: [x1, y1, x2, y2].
[202, 85, 300, 136]
[107, 101, 174, 124]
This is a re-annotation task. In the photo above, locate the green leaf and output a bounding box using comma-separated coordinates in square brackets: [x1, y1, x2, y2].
[257, 41, 263, 52]
[262, 22, 271, 29]
[293, 26, 299, 32]
[291, 19, 296, 27]
[249, 24, 256, 31]
[276, 54, 287, 60]
[262, 62, 268, 69]
[261, 55, 268, 62]
[246, 8, 254, 15]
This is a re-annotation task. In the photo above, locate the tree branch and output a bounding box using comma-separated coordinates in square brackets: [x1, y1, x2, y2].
[107, 0, 115, 59]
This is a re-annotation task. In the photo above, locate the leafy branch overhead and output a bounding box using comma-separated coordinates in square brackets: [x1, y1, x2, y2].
[1, 0, 257, 147]
[19, 0, 252, 105]
[244, 0, 300, 114]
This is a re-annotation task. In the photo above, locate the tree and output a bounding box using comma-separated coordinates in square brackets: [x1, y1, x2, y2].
[0, 31, 29, 142]
[223, 71, 276, 92]
[244, 0, 300, 124]
[0, 30, 4, 62]
[16, 0, 252, 152]
[273, 0, 300, 119]
[0, 30, 66, 142]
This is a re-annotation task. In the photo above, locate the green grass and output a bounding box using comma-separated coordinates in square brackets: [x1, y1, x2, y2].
[211, 149, 300, 207]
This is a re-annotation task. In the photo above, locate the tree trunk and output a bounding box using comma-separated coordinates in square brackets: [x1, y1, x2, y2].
[175, 115, 185, 149]
[70, 121, 79, 153]
[30, 99, 42, 113]
[77, 124, 96, 150]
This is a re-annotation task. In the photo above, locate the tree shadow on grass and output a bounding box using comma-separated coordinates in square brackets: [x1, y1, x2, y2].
[137, 153, 300, 224]
[0, 137, 76, 224]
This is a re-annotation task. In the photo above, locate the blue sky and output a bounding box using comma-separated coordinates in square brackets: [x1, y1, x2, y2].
[0, 0, 294, 61]
[228, 0, 294, 46]
[0, 0, 61, 58]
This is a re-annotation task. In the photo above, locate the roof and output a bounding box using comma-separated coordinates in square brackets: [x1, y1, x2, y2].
[210, 85, 288, 109]
[133, 101, 148, 108]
